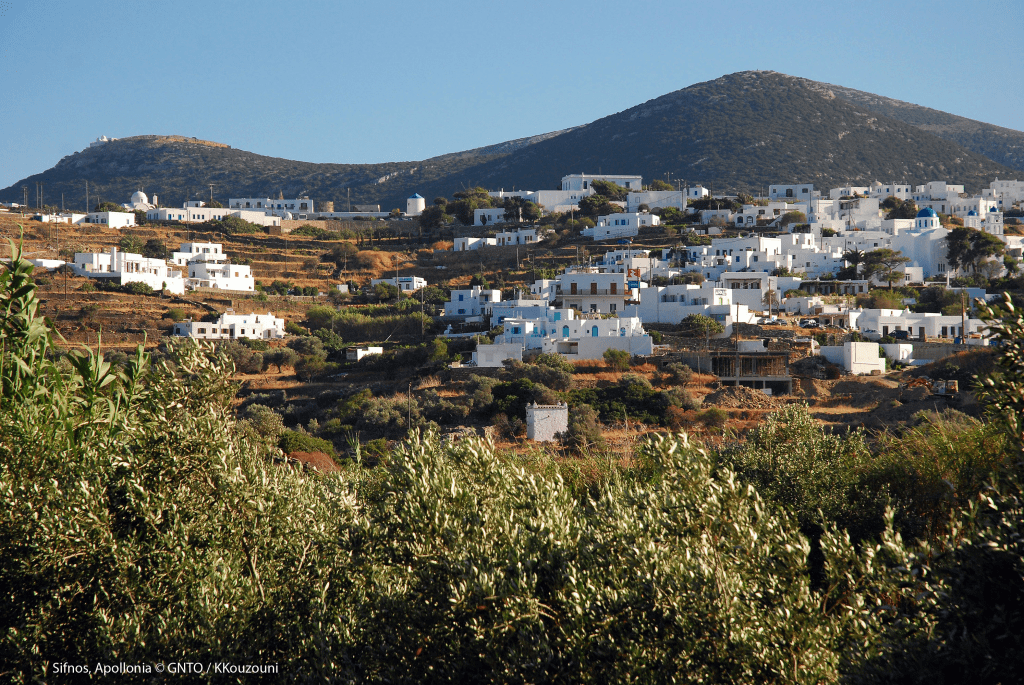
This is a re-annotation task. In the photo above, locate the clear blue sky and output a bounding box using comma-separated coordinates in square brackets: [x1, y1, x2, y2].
[1, 0, 1022, 189]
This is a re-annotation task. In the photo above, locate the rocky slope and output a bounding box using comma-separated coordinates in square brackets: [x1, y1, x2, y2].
[3, 72, 1019, 210]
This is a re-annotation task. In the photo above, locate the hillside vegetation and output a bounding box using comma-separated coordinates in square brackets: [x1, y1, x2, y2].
[2, 237, 1024, 681]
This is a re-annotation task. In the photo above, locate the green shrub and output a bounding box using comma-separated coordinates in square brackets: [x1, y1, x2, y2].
[165, 307, 186, 322]
[122, 281, 155, 296]
[698, 406, 728, 428]
[278, 429, 336, 457]
[561, 403, 605, 452]
[603, 348, 630, 371]
[285, 320, 307, 336]
[3, 243, 1024, 681]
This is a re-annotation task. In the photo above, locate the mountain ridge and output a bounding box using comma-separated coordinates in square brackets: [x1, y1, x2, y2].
[2, 72, 1019, 211]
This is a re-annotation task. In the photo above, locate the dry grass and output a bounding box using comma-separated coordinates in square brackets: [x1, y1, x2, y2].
[356, 250, 394, 272]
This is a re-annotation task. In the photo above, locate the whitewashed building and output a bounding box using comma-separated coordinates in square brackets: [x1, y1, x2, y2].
[187, 258, 254, 292]
[585, 212, 660, 241]
[819, 342, 886, 375]
[147, 205, 280, 227]
[526, 402, 569, 442]
[228, 197, 314, 218]
[561, 173, 642, 192]
[173, 311, 285, 340]
[371, 276, 427, 293]
[473, 208, 509, 226]
[494, 227, 540, 245]
[453, 236, 497, 251]
[86, 211, 136, 229]
[444, 286, 502, 317]
[623, 285, 757, 335]
[171, 242, 255, 292]
[71, 246, 185, 294]
[855, 309, 986, 340]
[769, 184, 817, 201]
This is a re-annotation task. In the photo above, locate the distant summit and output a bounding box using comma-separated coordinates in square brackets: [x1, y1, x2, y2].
[3, 72, 1020, 210]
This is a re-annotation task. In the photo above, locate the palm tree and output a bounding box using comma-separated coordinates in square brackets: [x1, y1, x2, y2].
[842, 249, 865, 276]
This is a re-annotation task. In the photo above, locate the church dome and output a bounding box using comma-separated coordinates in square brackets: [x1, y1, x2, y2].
[967, 210, 978, 216]
[990, 206, 998, 212]
[916, 207, 938, 218]
[131, 190, 148, 205]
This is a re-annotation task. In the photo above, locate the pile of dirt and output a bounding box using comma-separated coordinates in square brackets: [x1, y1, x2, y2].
[287, 451, 341, 473]
[831, 378, 902, 407]
[703, 385, 786, 409]
[791, 355, 839, 379]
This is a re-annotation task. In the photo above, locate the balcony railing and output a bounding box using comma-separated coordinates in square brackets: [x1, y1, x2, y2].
[557, 288, 625, 297]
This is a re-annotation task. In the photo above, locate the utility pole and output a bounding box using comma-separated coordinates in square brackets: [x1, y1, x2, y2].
[85, 180, 89, 213]
[961, 291, 967, 345]
[22, 186, 28, 213]
[208, 184, 215, 204]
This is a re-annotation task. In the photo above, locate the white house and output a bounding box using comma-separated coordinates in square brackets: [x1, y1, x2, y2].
[913, 181, 966, 215]
[347, 346, 384, 361]
[494, 227, 540, 246]
[173, 311, 285, 340]
[228, 197, 314, 218]
[471, 342, 524, 368]
[474, 208, 509, 226]
[171, 242, 255, 292]
[819, 342, 886, 375]
[444, 286, 502, 317]
[187, 258, 254, 292]
[855, 308, 986, 340]
[86, 211, 136, 229]
[987, 178, 1024, 207]
[33, 213, 87, 224]
[561, 173, 642, 192]
[555, 271, 631, 314]
[372, 276, 427, 293]
[71, 246, 185, 294]
[623, 285, 757, 335]
[585, 212, 660, 241]
[453, 236, 497, 251]
[489, 309, 653, 361]
[171, 242, 222, 266]
[769, 184, 817, 201]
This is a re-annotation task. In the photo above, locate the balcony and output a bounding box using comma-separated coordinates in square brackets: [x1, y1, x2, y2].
[556, 288, 624, 297]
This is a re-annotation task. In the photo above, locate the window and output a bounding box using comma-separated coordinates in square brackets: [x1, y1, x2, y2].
[458, 294, 464, 301]
[610, 303, 616, 312]
[562, 325, 569, 337]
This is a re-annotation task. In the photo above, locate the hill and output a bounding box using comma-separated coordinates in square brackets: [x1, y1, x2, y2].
[404, 71, 1018, 200]
[0, 131, 569, 214]
[2, 72, 1019, 209]
[821, 81, 1024, 173]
